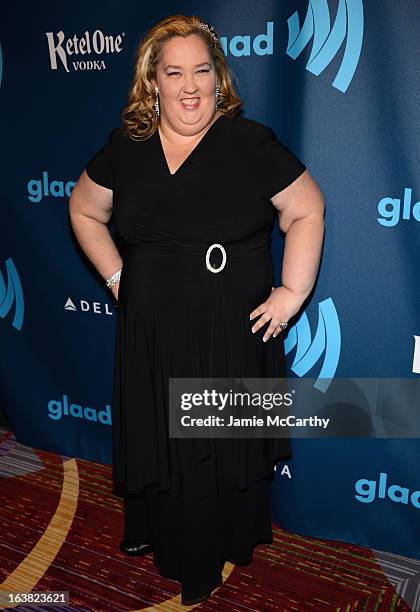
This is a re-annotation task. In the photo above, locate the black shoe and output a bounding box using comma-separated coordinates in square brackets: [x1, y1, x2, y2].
[119, 538, 153, 556]
[182, 592, 210, 606]
[181, 577, 223, 606]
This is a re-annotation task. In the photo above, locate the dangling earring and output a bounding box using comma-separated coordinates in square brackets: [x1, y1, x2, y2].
[154, 87, 160, 117]
[215, 81, 220, 109]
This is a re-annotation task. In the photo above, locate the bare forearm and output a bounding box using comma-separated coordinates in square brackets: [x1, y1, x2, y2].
[70, 212, 123, 282]
[281, 213, 325, 298]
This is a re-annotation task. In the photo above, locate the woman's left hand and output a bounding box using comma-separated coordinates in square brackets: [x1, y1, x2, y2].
[249, 286, 305, 342]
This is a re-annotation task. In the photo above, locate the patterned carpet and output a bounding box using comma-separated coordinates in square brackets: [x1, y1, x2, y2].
[0, 427, 417, 611]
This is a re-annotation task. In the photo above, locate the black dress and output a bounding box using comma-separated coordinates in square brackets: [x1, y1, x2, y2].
[85, 114, 306, 603]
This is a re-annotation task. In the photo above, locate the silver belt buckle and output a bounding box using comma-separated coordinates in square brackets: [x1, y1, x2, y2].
[205, 243, 226, 273]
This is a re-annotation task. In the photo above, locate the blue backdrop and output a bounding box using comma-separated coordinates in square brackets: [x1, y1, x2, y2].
[1, 1, 419, 559]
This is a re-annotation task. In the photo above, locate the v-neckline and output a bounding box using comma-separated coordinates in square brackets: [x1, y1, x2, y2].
[156, 114, 225, 177]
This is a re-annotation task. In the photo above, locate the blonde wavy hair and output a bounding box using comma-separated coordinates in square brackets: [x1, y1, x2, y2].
[121, 14, 242, 140]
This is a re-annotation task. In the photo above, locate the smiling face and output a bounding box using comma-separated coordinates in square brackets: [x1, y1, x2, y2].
[152, 34, 218, 136]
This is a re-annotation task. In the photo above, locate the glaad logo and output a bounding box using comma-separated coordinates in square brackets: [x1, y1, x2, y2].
[64, 297, 115, 315]
[286, 0, 364, 92]
[377, 188, 419, 227]
[0, 258, 24, 330]
[284, 298, 341, 392]
[46, 29, 124, 72]
[27, 172, 75, 203]
[355, 472, 420, 509]
[413, 336, 420, 374]
[48, 394, 112, 425]
[220, 22, 274, 57]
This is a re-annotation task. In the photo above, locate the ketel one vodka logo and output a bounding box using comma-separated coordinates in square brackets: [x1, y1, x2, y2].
[45, 29, 125, 72]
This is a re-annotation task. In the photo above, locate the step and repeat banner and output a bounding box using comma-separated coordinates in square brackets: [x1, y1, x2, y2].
[1, 1, 419, 559]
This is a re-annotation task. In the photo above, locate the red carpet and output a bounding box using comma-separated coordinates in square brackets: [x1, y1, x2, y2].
[0, 428, 411, 610]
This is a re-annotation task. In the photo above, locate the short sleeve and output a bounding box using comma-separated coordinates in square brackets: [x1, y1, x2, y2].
[85, 127, 119, 190]
[255, 125, 306, 199]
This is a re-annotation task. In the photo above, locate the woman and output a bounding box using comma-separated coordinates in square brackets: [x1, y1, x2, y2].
[69, 14, 324, 606]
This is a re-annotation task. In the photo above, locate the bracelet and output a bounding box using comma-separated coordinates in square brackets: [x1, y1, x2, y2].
[106, 268, 122, 288]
